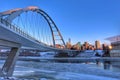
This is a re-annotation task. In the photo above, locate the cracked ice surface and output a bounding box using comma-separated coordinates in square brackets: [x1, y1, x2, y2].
[1, 60, 120, 80]
[11, 61, 120, 80]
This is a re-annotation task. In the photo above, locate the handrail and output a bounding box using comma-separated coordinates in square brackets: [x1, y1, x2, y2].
[0, 18, 52, 47]
[0, 18, 38, 42]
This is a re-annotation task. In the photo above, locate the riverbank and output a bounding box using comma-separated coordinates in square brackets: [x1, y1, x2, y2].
[1, 56, 120, 62]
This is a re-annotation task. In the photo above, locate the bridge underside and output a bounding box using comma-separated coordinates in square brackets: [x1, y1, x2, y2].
[0, 23, 56, 52]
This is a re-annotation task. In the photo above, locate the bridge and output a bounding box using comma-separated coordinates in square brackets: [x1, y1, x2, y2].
[0, 6, 80, 77]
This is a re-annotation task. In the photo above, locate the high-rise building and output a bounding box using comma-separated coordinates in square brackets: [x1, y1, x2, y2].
[68, 38, 71, 44]
[66, 38, 72, 49]
[106, 35, 120, 57]
[95, 40, 101, 49]
[84, 42, 89, 50]
[75, 42, 81, 50]
[102, 43, 106, 50]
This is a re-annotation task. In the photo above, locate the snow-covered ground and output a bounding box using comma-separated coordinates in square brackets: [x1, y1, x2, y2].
[40, 52, 55, 58]
[77, 50, 104, 57]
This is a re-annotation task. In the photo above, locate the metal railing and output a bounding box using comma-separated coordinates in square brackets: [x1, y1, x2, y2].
[0, 18, 38, 42]
[0, 18, 52, 47]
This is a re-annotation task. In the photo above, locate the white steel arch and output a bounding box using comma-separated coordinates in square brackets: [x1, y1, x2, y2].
[0, 6, 66, 47]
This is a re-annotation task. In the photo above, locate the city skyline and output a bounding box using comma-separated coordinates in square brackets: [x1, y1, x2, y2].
[0, 0, 120, 44]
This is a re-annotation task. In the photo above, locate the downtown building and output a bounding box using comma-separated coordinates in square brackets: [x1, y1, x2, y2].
[95, 40, 101, 50]
[106, 35, 120, 57]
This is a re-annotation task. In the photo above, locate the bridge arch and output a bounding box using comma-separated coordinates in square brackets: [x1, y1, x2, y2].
[0, 6, 66, 48]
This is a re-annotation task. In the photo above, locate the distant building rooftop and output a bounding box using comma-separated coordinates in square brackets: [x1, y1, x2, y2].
[106, 35, 120, 42]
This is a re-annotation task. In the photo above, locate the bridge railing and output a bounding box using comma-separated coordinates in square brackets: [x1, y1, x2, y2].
[0, 18, 52, 47]
[0, 18, 38, 42]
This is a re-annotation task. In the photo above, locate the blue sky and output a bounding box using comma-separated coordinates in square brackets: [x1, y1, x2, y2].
[0, 0, 120, 44]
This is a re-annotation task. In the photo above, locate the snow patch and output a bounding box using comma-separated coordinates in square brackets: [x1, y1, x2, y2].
[55, 72, 119, 80]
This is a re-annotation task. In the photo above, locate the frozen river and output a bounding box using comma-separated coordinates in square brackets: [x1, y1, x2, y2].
[0, 58, 120, 80]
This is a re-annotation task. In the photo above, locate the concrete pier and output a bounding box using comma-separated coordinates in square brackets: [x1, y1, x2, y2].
[0, 39, 21, 77]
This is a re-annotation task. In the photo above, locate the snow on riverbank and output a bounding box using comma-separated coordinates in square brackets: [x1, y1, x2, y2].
[55, 72, 118, 80]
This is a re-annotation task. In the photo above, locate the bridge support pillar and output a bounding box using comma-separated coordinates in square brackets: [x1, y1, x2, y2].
[0, 47, 20, 78]
[0, 39, 21, 78]
[1, 47, 20, 77]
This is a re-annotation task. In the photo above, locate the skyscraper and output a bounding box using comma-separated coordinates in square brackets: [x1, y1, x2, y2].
[95, 40, 101, 49]
[66, 38, 72, 49]
[84, 42, 89, 50]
